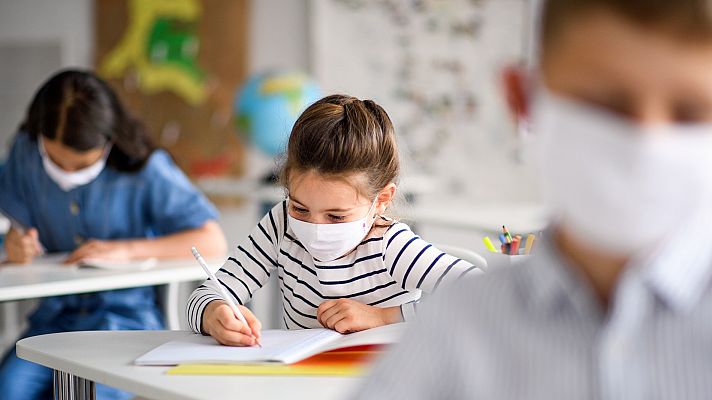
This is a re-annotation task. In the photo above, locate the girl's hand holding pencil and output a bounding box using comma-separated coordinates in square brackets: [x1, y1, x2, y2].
[192, 246, 263, 347]
[202, 300, 263, 347]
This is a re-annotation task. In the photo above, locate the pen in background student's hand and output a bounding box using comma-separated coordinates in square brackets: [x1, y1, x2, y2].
[8, 217, 45, 256]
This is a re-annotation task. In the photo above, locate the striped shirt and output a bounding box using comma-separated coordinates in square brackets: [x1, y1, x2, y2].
[355, 222, 712, 400]
[187, 200, 478, 333]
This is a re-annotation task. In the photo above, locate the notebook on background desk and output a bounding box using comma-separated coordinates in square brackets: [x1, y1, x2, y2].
[2, 253, 158, 271]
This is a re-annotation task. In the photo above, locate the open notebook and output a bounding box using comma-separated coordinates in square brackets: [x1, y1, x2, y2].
[76, 257, 157, 271]
[135, 323, 405, 366]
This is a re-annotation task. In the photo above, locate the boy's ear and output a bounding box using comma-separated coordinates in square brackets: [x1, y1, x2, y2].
[501, 64, 531, 123]
[376, 183, 397, 214]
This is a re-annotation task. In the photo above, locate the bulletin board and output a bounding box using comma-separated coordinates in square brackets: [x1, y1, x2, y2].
[94, 0, 249, 178]
[311, 0, 539, 202]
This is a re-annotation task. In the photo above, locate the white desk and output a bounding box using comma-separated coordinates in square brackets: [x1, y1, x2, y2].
[196, 176, 438, 203]
[17, 330, 359, 400]
[407, 201, 549, 234]
[0, 259, 217, 331]
[196, 178, 548, 234]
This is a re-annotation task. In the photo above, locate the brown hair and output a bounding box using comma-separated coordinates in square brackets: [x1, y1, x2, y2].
[541, 0, 712, 49]
[280, 94, 400, 202]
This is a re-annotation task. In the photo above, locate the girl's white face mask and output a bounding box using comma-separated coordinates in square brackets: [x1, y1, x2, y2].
[532, 89, 712, 255]
[39, 137, 110, 192]
[287, 198, 378, 262]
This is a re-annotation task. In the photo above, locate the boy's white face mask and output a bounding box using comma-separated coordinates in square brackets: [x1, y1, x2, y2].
[532, 89, 712, 255]
[288, 198, 378, 262]
[39, 136, 109, 192]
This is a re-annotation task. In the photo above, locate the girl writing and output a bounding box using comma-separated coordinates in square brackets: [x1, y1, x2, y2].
[188, 95, 479, 346]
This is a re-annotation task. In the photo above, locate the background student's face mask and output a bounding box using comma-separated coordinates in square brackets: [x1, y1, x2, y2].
[532, 89, 712, 255]
[39, 137, 109, 192]
[288, 198, 378, 262]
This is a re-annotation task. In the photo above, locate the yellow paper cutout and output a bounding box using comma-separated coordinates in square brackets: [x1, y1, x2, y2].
[100, 0, 207, 105]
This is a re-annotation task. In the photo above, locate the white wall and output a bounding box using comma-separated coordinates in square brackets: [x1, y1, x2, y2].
[0, 0, 93, 158]
[0, 0, 93, 67]
[249, 0, 310, 73]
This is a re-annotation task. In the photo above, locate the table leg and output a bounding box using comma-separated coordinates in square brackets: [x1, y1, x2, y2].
[1, 302, 20, 349]
[165, 282, 180, 330]
[53, 369, 95, 400]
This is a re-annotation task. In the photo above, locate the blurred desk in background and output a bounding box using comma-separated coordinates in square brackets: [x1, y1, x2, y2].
[407, 200, 549, 234]
[197, 177, 549, 263]
[197, 177, 547, 233]
[0, 258, 219, 351]
[196, 175, 438, 204]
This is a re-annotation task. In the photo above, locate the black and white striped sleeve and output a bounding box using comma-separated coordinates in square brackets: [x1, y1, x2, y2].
[186, 201, 286, 334]
[383, 223, 479, 294]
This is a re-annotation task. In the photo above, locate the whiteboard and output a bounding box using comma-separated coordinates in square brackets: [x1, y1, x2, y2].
[310, 0, 540, 202]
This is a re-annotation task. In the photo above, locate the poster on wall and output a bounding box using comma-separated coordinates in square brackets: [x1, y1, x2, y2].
[95, 0, 248, 178]
[311, 0, 539, 202]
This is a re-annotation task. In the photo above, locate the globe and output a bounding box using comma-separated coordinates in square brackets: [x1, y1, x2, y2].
[234, 71, 321, 156]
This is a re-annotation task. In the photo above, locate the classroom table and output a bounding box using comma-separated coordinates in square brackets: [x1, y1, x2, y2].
[196, 176, 437, 203]
[16, 330, 359, 400]
[407, 200, 549, 234]
[196, 178, 549, 234]
[0, 258, 219, 333]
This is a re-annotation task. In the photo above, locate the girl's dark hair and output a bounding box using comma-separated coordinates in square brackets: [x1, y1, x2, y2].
[21, 69, 155, 172]
[280, 94, 400, 200]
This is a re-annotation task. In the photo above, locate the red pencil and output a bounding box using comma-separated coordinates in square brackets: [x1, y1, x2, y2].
[510, 236, 521, 255]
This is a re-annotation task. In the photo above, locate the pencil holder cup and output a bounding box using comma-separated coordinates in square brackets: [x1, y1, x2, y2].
[483, 253, 532, 270]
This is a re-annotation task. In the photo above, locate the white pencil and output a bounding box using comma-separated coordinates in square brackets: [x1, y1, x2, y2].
[191, 246, 261, 347]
